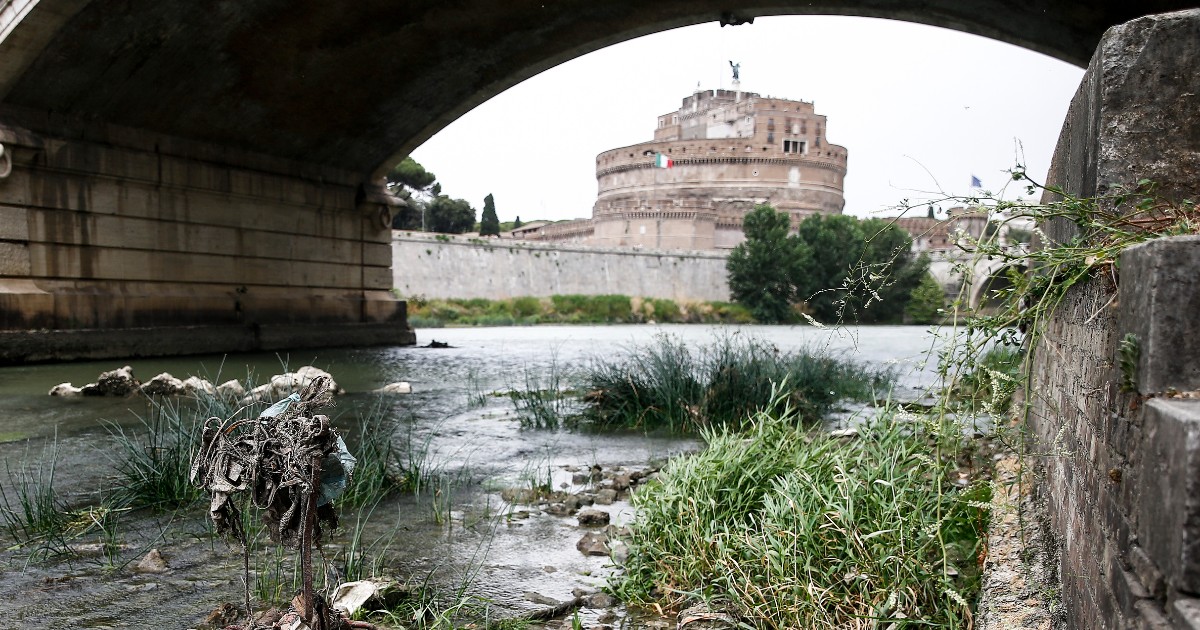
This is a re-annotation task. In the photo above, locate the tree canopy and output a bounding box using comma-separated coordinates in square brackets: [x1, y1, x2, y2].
[386, 157, 437, 192]
[727, 205, 809, 323]
[426, 196, 476, 234]
[727, 206, 929, 324]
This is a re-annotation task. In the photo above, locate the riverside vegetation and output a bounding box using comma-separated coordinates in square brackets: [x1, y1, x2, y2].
[406, 294, 752, 328]
[10, 167, 1185, 627]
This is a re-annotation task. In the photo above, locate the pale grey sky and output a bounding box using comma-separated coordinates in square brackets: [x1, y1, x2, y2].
[411, 16, 1085, 222]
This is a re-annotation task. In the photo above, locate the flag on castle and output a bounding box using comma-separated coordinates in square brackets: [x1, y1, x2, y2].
[654, 153, 673, 168]
[970, 174, 983, 188]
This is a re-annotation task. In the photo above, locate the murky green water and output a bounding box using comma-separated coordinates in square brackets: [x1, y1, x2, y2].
[0, 324, 941, 628]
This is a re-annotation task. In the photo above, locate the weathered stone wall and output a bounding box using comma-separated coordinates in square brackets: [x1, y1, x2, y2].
[1024, 10, 1200, 629]
[0, 112, 414, 362]
[391, 232, 731, 302]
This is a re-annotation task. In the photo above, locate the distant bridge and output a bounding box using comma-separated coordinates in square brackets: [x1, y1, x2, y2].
[0, 0, 1192, 361]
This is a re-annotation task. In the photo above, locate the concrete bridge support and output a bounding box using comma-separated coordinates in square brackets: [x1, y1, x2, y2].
[0, 114, 413, 362]
[1022, 10, 1200, 628]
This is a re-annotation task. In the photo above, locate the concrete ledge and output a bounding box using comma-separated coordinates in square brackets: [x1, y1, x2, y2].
[0, 322, 416, 364]
[1137, 398, 1200, 595]
[1119, 235, 1200, 394]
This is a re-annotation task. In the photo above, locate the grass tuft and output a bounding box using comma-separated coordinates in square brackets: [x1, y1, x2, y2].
[581, 334, 888, 432]
[616, 398, 989, 627]
[105, 397, 207, 511]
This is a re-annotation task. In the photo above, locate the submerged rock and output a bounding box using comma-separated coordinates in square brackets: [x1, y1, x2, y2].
[577, 531, 610, 556]
[49, 382, 83, 396]
[141, 372, 185, 396]
[82, 365, 140, 396]
[373, 381, 412, 394]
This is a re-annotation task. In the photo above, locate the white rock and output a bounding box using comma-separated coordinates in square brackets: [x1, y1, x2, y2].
[181, 375, 216, 397]
[141, 373, 185, 396]
[216, 379, 246, 400]
[373, 382, 412, 394]
[85, 365, 140, 396]
[49, 382, 83, 396]
[242, 366, 340, 403]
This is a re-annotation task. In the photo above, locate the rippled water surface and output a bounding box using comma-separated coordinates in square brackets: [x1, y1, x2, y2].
[0, 324, 942, 628]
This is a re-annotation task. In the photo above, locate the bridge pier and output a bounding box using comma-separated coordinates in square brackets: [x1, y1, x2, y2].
[0, 111, 414, 363]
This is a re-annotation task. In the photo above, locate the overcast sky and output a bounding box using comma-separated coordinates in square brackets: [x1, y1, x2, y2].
[411, 16, 1085, 223]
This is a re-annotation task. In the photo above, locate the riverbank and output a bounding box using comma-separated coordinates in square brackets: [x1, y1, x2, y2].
[0, 325, 945, 627]
[406, 294, 753, 327]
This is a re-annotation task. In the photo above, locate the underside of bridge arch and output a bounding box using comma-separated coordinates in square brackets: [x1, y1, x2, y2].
[1, 0, 1194, 178]
[0, 1, 1195, 361]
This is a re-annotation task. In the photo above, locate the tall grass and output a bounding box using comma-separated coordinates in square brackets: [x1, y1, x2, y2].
[951, 345, 1023, 415]
[615, 400, 989, 628]
[508, 357, 579, 429]
[105, 396, 207, 510]
[339, 400, 411, 508]
[0, 441, 69, 549]
[582, 334, 888, 432]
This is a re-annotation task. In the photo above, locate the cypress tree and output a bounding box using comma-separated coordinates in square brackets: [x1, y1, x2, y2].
[480, 193, 500, 236]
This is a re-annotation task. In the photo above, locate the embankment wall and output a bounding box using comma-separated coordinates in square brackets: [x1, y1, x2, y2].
[1022, 10, 1200, 629]
[391, 232, 731, 302]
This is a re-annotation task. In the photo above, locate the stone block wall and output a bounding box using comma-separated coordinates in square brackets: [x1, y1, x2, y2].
[392, 232, 731, 302]
[0, 111, 414, 362]
[1025, 10, 1200, 629]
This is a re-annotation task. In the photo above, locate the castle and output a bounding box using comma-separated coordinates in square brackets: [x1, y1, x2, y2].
[513, 87, 848, 250]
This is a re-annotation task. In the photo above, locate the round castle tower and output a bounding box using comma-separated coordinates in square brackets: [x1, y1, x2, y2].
[592, 88, 847, 249]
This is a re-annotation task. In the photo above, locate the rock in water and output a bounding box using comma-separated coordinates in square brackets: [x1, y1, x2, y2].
[373, 382, 412, 394]
[577, 531, 610, 556]
[216, 379, 246, 400]
[594, 488, 618, 505]
[141, 372, 184, 396]
[577, 508, 610, 527]
[48, 382, 83, 396]
[135, 548, 169, 573]
[82, 365, 140, 396]
[182, 375, 217, 397]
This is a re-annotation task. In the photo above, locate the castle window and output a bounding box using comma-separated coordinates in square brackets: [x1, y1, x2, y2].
[767, 118, 775, 131]
[783, 140, 806, 154]
[767, 132, 775, 144]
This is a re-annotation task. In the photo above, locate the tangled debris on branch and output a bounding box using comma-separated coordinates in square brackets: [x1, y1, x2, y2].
[191, 376, 372, 630]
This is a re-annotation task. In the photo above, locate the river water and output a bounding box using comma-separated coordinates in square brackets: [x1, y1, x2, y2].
[0, 324, 943, 629]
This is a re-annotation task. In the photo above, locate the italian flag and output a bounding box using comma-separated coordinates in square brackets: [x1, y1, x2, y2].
[654, 153, 673, 168]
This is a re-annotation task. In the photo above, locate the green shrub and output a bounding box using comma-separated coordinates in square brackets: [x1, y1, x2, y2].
[511, 296, 542, 318]
[648, 298, 681, 322]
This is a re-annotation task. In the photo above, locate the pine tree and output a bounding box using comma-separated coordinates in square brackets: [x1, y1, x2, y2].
[480, 194, 500, 236]
[513, 216, 523, 229]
